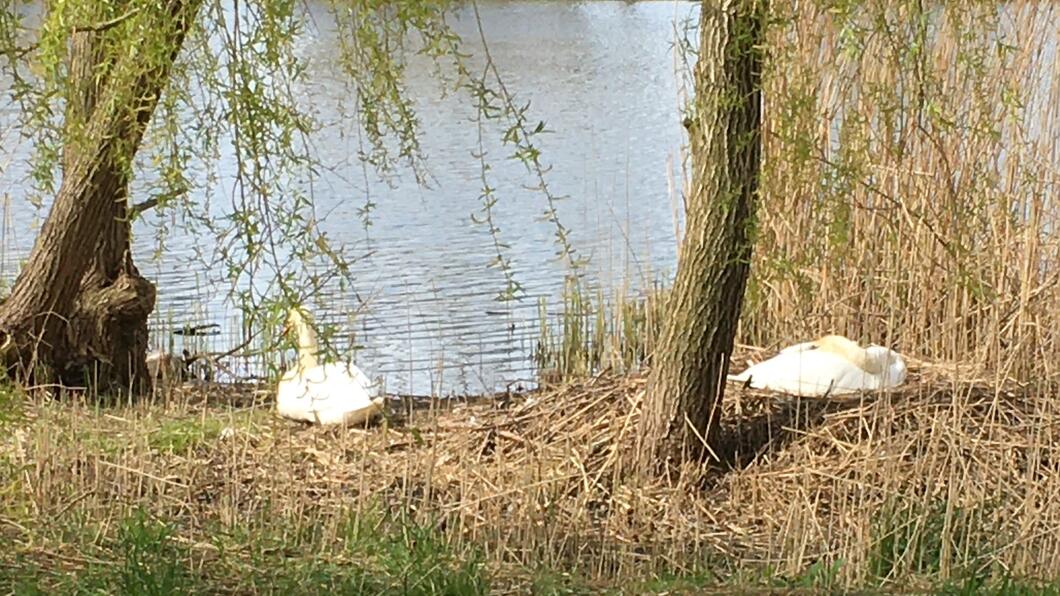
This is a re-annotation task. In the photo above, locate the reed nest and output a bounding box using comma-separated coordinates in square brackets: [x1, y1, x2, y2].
[5, 347, 1060, 588]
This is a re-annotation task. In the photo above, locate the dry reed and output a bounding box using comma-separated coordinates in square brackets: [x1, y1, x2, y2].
[747, 1, 1060, 385]
[3, 342, 1059, 590]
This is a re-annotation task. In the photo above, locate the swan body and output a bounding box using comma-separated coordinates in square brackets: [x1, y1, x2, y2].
[727, 335, 907, 397]
[276, 307, 384, 426]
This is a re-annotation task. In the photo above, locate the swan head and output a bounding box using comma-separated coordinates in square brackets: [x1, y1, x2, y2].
[865, 345, 907, 384]
[283, 306, 320, 369]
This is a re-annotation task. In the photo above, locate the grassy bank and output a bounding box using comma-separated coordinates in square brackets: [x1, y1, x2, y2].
[2, 357, 1060, 594]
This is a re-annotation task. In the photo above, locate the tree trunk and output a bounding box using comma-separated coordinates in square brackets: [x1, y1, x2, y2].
[0, 0, 202, 391]
[638, 0, 765, 469]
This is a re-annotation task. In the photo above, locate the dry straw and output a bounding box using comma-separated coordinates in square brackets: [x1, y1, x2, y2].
[4, 344, 1059, 589]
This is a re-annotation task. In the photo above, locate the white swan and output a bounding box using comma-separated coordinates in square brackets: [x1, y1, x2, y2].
[276, 307, 384, 426]
[727, 335, 907, 397]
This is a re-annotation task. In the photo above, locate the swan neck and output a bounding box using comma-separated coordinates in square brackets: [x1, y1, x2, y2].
[295, 320, 321, 370]
[816, 335, 875, 372]
[298, 351, 319, 370]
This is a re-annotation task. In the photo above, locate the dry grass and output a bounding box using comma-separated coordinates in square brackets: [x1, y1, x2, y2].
[746, 1, 1060, 384]
[534, 280, 668, 381]
[3, 346, 1059, 592]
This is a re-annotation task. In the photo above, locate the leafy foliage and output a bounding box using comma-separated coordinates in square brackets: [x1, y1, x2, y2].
[0, 0, 578, 369]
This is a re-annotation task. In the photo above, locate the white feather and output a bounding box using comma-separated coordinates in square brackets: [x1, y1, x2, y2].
[728, 336, 907, 397]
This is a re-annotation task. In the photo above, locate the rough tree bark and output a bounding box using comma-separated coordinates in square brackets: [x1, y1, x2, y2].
[638, 0, 765, 468]
[0, 0, 202, 391]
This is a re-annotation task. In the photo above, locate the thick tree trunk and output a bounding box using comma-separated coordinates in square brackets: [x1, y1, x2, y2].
[638, 0, 765, 468]
[0, 0, 202, 391]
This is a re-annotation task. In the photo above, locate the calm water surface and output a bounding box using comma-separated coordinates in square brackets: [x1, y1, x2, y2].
[0, 1, 697, 394]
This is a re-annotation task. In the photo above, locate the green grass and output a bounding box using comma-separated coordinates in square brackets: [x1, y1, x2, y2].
[631, 571, 717, 595]
[527, 567, 595, 595]
[116, 510, 198, 595]
[6, 490, 1052, 596]
[148, 417, 227, 454]
[868, 496, 999, 587]
[2, 485, 1059, 595]
[0, 383, 26, 428]
[1, 510, 201, 595]
[933, 575, 1060, 596]
[253, 508, 490, 595]
[0, 506, 490, 595]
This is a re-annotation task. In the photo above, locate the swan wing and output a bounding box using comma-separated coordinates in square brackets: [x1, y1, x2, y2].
[275, 359, 383, 426]
[340, 362, 381, 398]
[276, 368, 317, 422]
[776, 340, 822, 355]
[727, 349, 880, 397]
[727, 340, 821, 382]
[299, 363, 382, 425]
[316, 363, 379, 402]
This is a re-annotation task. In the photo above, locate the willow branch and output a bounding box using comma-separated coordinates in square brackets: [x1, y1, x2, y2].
[72, 7, 143, 33]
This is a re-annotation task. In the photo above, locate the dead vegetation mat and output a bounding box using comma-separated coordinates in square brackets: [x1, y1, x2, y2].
[5, 349, 1060, 587]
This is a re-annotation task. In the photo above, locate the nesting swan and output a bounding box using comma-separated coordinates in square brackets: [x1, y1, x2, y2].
[727, 335, 907, 397]
[276, 307, 384, 426]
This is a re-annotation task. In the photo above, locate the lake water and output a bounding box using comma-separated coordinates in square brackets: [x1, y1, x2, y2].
[0, 1, 697, 395]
